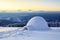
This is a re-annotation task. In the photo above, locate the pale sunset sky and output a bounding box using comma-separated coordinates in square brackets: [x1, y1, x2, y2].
[0, 0, 60, 11]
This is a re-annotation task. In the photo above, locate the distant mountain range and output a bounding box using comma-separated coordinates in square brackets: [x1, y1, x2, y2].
[0, 11, 60, 27]
[0, 11, 60, 13]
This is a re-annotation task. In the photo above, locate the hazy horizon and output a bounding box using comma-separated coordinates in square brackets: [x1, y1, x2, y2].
[0, 0, 60, 12]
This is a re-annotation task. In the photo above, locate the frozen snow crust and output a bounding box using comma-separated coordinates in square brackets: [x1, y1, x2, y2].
[25, 16, 50, 31]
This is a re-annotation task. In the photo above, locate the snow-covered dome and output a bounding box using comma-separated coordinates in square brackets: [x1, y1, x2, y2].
[25, 16, 50, 31]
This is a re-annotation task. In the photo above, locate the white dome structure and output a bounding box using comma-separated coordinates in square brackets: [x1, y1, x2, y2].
[25, 16, 50, 31]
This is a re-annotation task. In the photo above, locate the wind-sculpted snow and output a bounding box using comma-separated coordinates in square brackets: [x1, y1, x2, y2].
[25, 16, 50, 31]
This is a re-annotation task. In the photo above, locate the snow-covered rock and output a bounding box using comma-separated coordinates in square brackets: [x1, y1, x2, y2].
[25, 16, 50, 31]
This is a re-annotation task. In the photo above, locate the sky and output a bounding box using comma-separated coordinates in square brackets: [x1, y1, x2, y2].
[0, 0, 60, 11]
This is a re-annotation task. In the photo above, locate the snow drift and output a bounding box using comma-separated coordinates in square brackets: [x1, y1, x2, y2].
[25, 16, 50, 31]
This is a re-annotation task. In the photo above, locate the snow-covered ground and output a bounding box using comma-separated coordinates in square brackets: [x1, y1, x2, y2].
[0, 27, 18, 32]
[0, 27, 60, 40]
[0, 16, 60, 40]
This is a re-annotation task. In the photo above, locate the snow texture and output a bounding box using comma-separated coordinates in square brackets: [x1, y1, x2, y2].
[25, 16, 50, 31]
[0, 30, 60, 40]
[0, 16, 60, 40]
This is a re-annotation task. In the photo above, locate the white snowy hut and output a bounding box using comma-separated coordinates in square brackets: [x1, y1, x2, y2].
[24, 16, 50, 31]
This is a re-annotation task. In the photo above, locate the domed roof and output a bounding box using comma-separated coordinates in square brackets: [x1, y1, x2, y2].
[25, 16, 50, 31]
